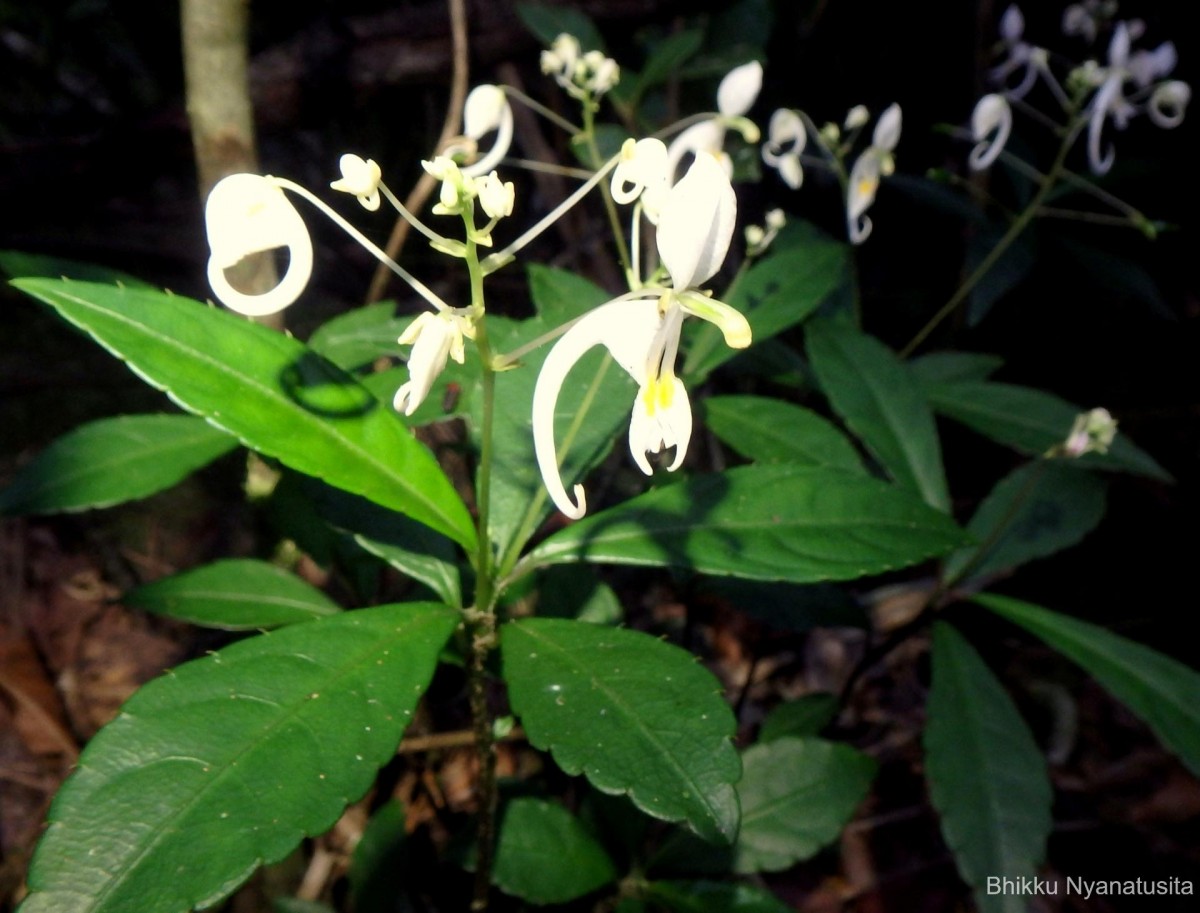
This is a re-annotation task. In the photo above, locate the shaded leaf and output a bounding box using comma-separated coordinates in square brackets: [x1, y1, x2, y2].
[977, 593, 1200, 777]
[0, 414, 236, 516]
[909, 351, 1004, 385]
[635, 29, 704, 100]
[348, 801, 410, 913]
[685, 223, 847, 382]
[20, 603, 458, 913]
[735, 737, 876, 873]
[502, 619, 741, 844]
[923, 379, 1170, 482]
[702, 395, 865, 472]
[699, 579, 865, 632]
[526, 465, 968, 584]
[11, 279, 476, 548]
[806, 320, 950, 512]
[536, 565, 623, 624]
[758, 695, 839, 743]
[124, 559, 341, 630]
[924, 622, 1052, 913]
[516, 2, 605, 51]
[492, 798, 618, 904]
[644, 881, 790, 913]
[944, 462, 1108, 585]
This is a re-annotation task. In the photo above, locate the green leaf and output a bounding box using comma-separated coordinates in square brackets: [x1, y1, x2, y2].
[965, 223, 1035, 326]
[492, 798, 618, 904]
[944, 463, 1108, 585]
[501, 619, 741, 844]
[908, 351, 1004, 385]
[124, 559, 341, 630]
[703, 395, 865, 472]
[0, 414, 237, 516]
[516, 2, 605, 51]
[348, 801, 409, 913]
[923, 379, 1170, 482]
[758, 694, 839, 743]
[635, 29, 704, 101]
[977, 593, 1200, 777]
[644, 881, 791, 913]
[924, 622, 1052, 913]
[536, 565, 623, 624]
[806, 320, 950, 512]
[684, 223, 848, 382]
[0, 249, 154, 288]
[290, 473, 461, 607]
[306, 301, 406, 373]
[20, 602, 458, 913]
[526, 465, 969, 584]
[11, 279, 476, 548]
[735, 737, 876, 873]
[527, 263, 612, 324]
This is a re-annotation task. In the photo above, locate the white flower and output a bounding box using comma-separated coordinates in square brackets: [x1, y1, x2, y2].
[205, 173, 314, 317]
[844, 104, 870, 131]
[1148, 80, 1190, 128]
[476, 171, 515, 220]
[393, 311, 473, 416]
[1060, 407, 1117, 457]
[968, 93, 1012, 170]
[532, 154, 749, 518]
[541, 33, 581, 84]
[990, 4, 1047, 99]
[330, 154, 382, 211]
[762, 108, 806, 189]
[459, 84, 513, 178]
[666, 61, 762, 180]
[845, 104, 900, 244]
[541, 34, 619, 98]
[610, 137, 671, 222]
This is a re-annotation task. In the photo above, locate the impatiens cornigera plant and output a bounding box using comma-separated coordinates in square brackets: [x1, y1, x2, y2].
[3, 2, 1195, 912]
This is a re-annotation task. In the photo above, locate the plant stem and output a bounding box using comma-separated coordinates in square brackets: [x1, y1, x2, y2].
[898, 122, 1080, 359]
[582, 103, 633, 283]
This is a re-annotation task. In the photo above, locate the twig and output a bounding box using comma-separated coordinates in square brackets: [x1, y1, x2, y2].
[366, 0, 470, 303]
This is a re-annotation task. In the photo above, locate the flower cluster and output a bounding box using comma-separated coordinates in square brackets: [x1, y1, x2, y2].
[540, 34, 620, 101]
[761, 101, 902, 244]
[970, 3, 1189, 175]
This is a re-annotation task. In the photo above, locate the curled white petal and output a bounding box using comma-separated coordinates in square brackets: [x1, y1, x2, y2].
[477, 171, 515, 219]
[461, 84, 513, 178]
[532, 299, 660, 518]
[846, 150, 883, 244]
[1087, 75, 1121, 174]
[1149, 80, 1190, 128]
[657, 153, 737, 290]
[872, 103, 903, 151]
[611, 137, 670, 205]
[717, 61, 762, 117]
[205, 173, 313, 316]
[665, 120, 726, 183]
[968, 93, 1012, 170]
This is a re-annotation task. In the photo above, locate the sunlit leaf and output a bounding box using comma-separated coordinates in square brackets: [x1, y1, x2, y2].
[0, 414, 236, 516]
[977, 593, 1200, 777]
[492, 798, 618, 904]
[526, 465, 968, 584]
[703, 395, 865, 472]
[306, 301, 406, 373]
[502, 619, 741, 844]
[924, 622, 1052, 913]
[11, 279, 476, 548]
[124, 559, 341, 630]
[806, 320, 950, 512]
[943, 462, 1107, 586]
[20, 603, 458, 913]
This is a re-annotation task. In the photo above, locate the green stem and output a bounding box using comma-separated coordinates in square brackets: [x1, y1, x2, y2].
[898, 122, 1081, 359]
[463, 220, 500, 911]
[582, 103, 633, 283]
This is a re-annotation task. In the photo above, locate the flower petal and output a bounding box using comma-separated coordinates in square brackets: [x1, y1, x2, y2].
[665, 120, 726, 184]
[204, 174, 314, 316]
[968, 93, 1012, 170]
[628, 377, 693, 475]
[846, 150, 882, 244]
[1148, 80, 1190, 128]
[717, 61, 763, 117]
[657, 153, 737, 290]
[872, 103, 903, 151]
[461, 85, 513, 178]
[532, 298, 660, 518]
